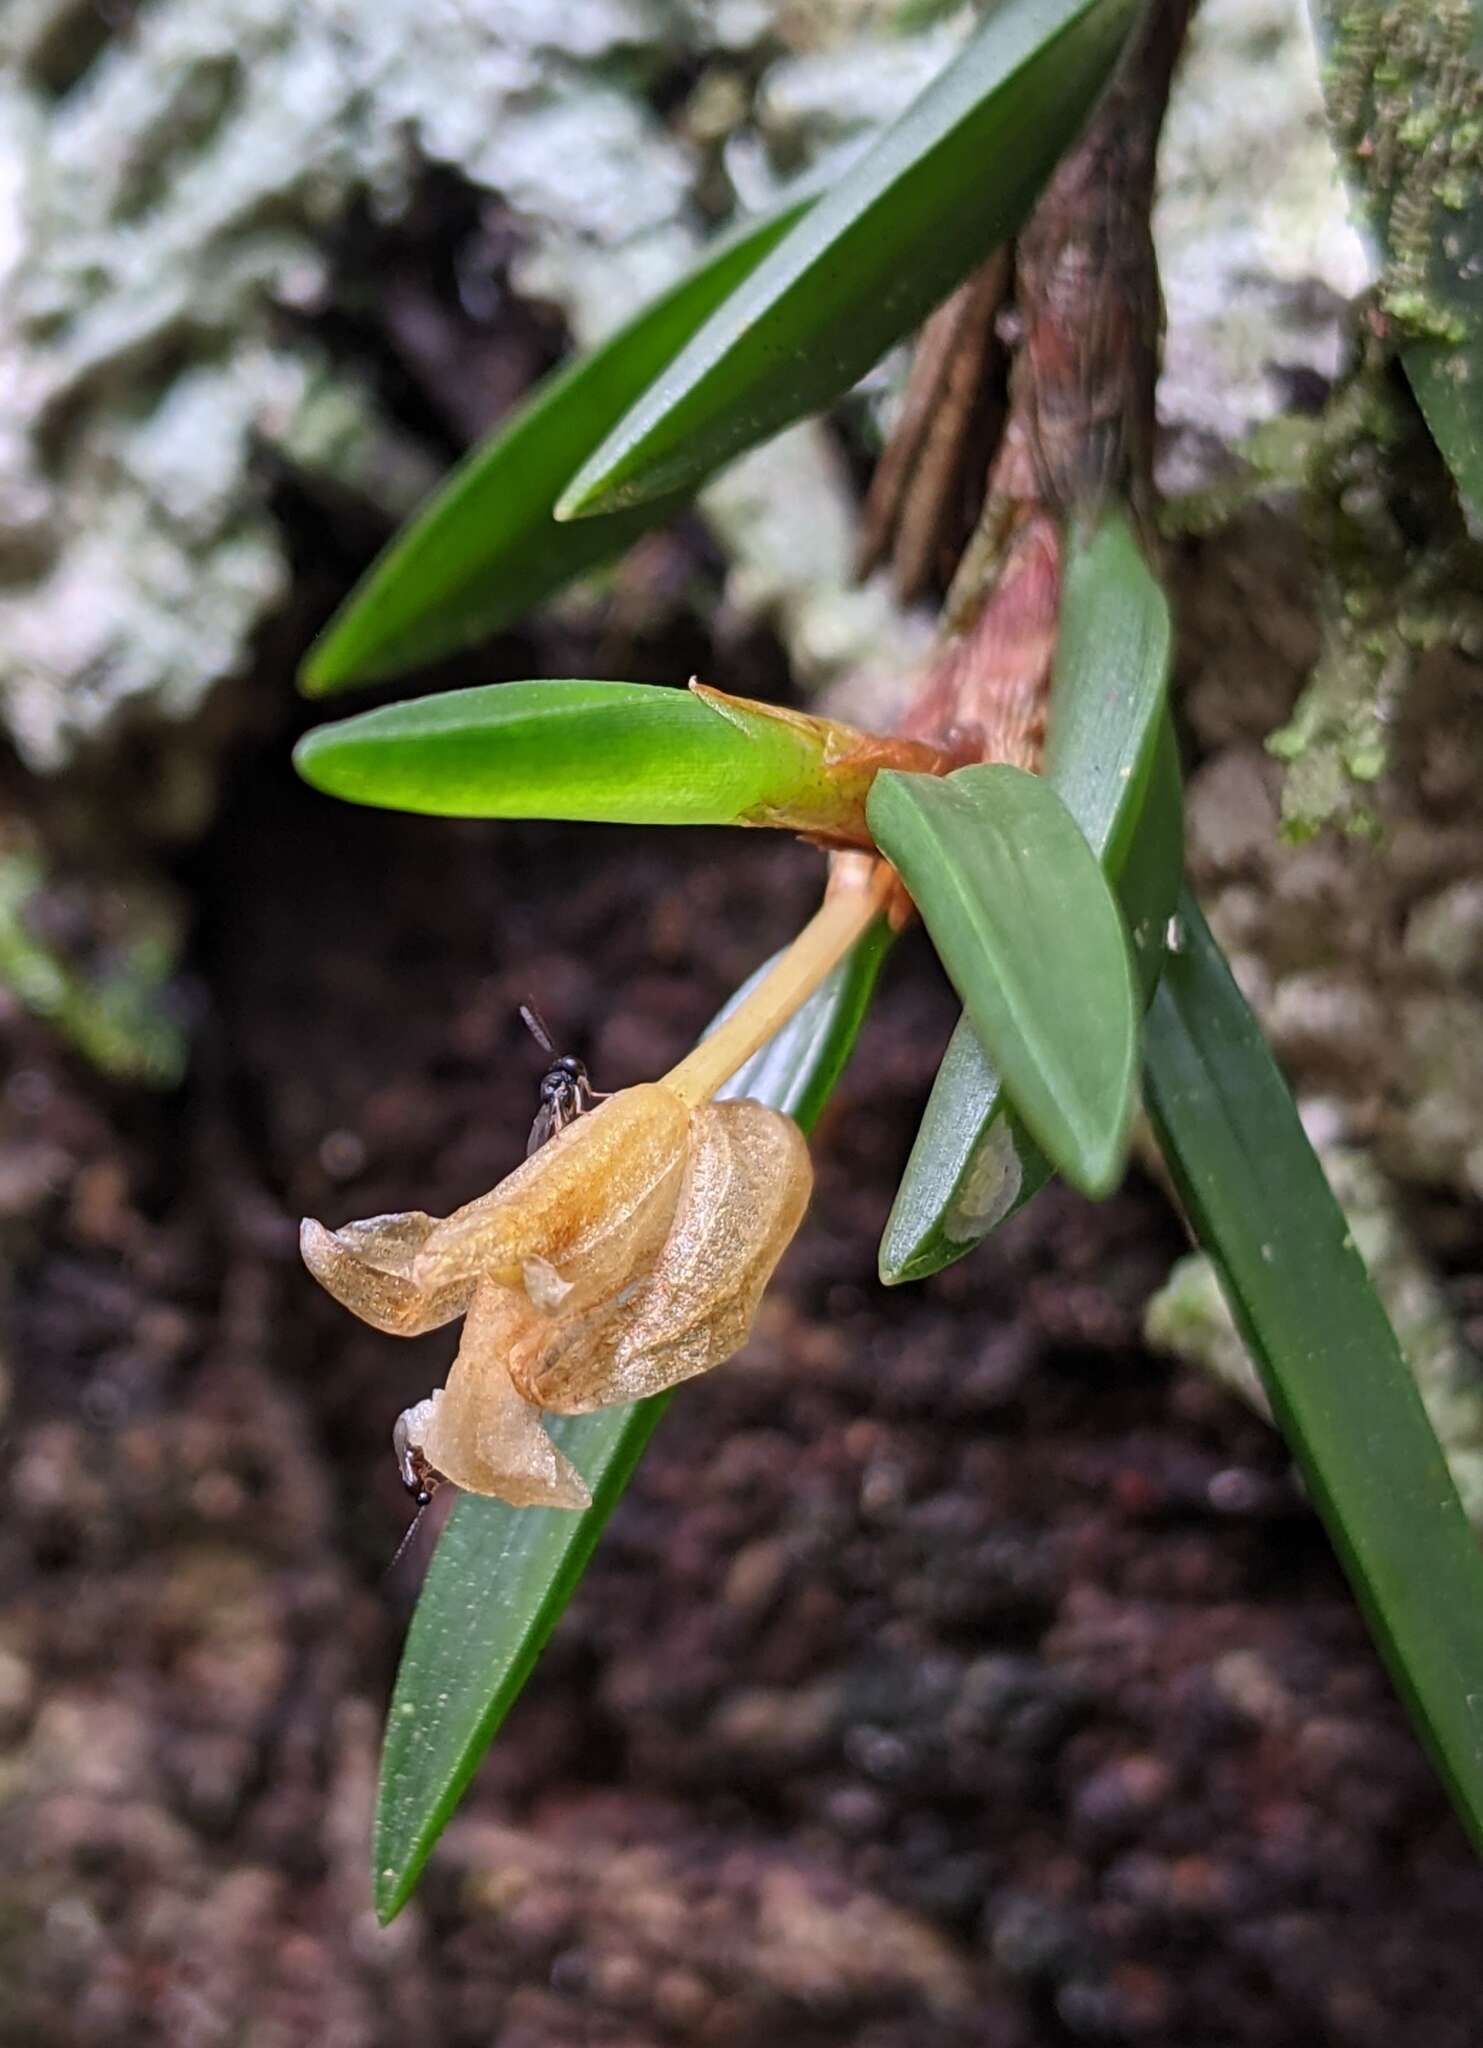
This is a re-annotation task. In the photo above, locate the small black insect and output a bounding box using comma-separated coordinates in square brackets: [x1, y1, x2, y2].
[393, 1407, 441, 1509]
[386, 1397, 445, 1579]
[520, 1003, 605, 1155]
[386, 1005, 608, 1559]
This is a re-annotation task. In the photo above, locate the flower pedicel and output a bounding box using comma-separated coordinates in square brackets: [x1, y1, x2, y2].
[302, 854, 897, 1515]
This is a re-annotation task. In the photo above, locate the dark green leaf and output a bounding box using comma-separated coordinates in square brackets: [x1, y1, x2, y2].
[1144, 890, 1483, 1856]
[880, 507, 1176, 1280]
[868, 761, 1138, 1198]
[294, 680, 832, 826]
[556, 0, 1139, 520]
[299, 195, 812, 694]
[882, 722, 1180, 1279]
[1041, 508, 1174, 870]
[374, 1403, 664, 1927]
[373, 921, 886, 1924]
[1407, 346, 1483, 528]
[880, 1030, 1055, 1279]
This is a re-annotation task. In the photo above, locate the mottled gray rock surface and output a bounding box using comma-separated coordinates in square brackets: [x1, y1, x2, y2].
[0, 0, 940, 769]
[1152, 0, 1370, 485]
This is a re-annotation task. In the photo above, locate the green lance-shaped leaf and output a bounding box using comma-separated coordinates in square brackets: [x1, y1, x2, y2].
[880, 507, 1177, 1281]
[299, 193, 814, 694]
[373, 923, 888, 1925]
[883, 724, 1180, 1278]
[868, 761, 1138, 1200]
[1316, 0, 1483, 520]
[1040, 509, 1174, 872]
[556, 0, 1140, 521]
[293, 678, 941, 841]
[1144, 891, 1483, 1856]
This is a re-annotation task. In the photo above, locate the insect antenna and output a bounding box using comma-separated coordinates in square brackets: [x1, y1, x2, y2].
[519, 1001, 556, 1056]
[384, 1500, 433, 1582]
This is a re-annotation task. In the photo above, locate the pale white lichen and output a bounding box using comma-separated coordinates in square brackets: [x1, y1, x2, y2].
[0, 0, 935, 769]
[1152, 0, 1370, 490]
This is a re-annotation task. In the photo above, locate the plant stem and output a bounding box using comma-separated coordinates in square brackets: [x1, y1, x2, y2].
[892, 0, 1190, 768]
[663, 855, 897, 1107]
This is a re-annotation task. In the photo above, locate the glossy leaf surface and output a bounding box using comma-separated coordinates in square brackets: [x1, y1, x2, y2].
[882, 720, 1180, 1278]
[880, 508, 1176, 1279]
[300, 196, 811, 693]
[868, 761, 1138, 1198]
[1144, 890, 1483, 1856]
[557, 0, 1139, 519]
[295, 680, 833, 827]
[374, 922, 886, 1923]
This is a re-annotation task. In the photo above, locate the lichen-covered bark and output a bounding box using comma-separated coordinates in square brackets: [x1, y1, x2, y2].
[1152, 0, 1371, 483]
[0, 0, 932, 771]
[1318, 0, 1483, 346]
[1138, 492, 1483, 1485]
[1124, 0, 1483, 1475]
[1200, 0, 1483, 836]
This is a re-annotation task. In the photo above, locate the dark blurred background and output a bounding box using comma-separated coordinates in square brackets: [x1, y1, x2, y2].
[3, 2, 1482, 2043]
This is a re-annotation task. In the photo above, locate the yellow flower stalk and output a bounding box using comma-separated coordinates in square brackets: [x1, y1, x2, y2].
[302, 855, 895, 1511]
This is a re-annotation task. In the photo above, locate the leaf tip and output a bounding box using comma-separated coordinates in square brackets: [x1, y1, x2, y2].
[297, 601, 379, 697]
[557, 432, 677, 522]
[296, 645, 338, 699]
[372, 1861, 414, 1927]
[373, 1785, 437, 1925]
[876, 1242, 929, 1288]
[292, 724, 341, 795]
[1058, 1112, 1133, 1203]
[552, 469, 612, 523]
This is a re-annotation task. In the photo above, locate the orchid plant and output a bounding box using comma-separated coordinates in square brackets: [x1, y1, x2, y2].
[291, 0, 1483, 1920]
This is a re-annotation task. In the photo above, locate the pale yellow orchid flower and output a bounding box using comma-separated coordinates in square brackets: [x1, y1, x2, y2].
[301, 855, 894, 1514]
[302, 1087, 810, 1510]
